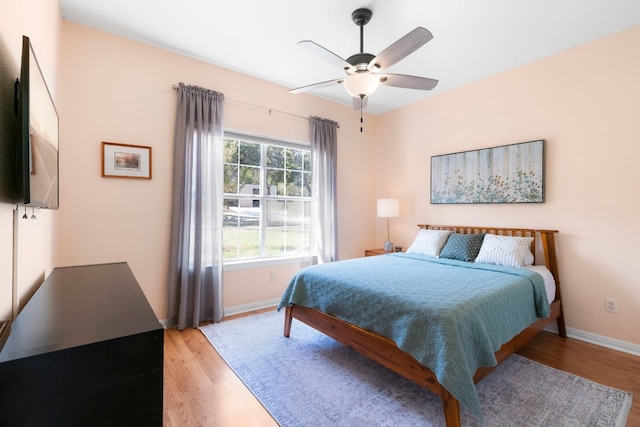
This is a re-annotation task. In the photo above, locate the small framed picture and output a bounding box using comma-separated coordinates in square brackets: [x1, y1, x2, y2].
[102, 142, 152, 179]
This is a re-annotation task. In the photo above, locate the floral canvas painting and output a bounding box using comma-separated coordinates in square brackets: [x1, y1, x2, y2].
[430, 140, 544, 204]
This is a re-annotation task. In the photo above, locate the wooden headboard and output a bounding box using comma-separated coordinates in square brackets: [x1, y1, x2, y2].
[417, 224, 561, 301]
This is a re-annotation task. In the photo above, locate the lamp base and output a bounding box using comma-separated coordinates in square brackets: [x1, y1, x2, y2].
[383, 241, 394, 252]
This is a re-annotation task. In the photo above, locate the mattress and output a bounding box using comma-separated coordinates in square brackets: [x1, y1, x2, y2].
[524, 265, 556, 302]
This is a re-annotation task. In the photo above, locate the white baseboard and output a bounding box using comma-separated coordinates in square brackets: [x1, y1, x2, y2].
[545, 324, 640, 357]
[223, 298, 280, 317]
[159, 298, 280, 329]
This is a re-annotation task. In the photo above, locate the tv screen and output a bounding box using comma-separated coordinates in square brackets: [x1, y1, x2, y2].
[17, 35, 59, 209]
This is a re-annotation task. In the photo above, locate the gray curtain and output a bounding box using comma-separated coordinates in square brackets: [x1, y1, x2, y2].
[310, 116, 339, 264]
[167, 83, 224, 330]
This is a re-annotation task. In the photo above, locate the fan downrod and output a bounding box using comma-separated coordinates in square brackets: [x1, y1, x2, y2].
[351, 8, 372, 26]
[349, 8, 374, 65]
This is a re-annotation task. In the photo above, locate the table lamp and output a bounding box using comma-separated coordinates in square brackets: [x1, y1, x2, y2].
[377, 198, 399, 252]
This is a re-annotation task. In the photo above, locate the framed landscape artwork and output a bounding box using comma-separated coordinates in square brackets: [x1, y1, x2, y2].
[102, 142, 152, 179]
[430, 140, 544, 204]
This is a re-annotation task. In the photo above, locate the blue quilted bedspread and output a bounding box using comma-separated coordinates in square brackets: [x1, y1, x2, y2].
[278, 253, 550, 420]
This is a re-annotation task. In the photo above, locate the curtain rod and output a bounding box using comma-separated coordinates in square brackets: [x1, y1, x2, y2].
[171, 84, 339, 127]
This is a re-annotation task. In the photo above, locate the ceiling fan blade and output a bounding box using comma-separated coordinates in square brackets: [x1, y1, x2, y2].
[368, 27, 433, 71]
[298, 40, 355, 72]
[352, 96, 368, 110]
[380, 73, 439, 90]
[289, 78, 344, 94]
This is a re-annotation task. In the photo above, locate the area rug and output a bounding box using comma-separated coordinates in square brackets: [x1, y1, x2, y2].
[200, 310, 632, 427]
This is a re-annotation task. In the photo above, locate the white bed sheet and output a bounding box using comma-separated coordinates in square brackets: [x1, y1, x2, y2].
[524, 265, 556, 303]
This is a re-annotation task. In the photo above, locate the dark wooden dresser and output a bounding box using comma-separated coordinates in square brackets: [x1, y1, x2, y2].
[0, 262, 163, 426]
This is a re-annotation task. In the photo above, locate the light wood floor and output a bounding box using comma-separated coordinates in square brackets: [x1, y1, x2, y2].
[163, 311, 640, 426]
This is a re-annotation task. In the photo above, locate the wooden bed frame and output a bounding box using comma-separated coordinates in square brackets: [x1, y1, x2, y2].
[283, 225, 566, 427]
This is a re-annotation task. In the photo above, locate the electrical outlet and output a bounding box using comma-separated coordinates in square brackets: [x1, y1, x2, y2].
[605, 298, 618, 313]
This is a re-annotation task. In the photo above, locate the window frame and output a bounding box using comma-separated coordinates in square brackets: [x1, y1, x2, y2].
[223, 131, 311, 269]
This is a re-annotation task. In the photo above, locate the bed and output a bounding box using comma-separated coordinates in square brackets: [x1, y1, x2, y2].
[278, 225, 566, 427]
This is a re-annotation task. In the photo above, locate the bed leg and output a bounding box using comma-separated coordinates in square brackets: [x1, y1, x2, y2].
[284, 306, 293, 338]
[440, 386, 461, 427]
[556, 312, 567, 338]
[541, 230, 567, 339]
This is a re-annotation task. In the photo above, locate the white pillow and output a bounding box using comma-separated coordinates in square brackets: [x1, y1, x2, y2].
[406, 229, 452, 257]
[475, 234, 534, 268]
[523, 249, 535, 266]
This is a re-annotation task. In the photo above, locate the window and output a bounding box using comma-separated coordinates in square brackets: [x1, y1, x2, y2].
[223, 132, 311, 263]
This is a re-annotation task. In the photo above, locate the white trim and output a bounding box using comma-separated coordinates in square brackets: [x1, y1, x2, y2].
[224, 129, 309, 149]
[224, 256, 309, 271]
[158, 299, 280, 329]
[224, 298, 280, 317]
[545, 325, 640, 357]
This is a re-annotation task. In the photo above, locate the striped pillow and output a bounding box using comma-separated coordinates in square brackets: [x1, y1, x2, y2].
[475, 234, 534, 268]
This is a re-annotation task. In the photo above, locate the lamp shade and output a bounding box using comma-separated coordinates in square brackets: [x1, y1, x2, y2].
[344, 72, 380, 98]
[377, 199, 399, 218]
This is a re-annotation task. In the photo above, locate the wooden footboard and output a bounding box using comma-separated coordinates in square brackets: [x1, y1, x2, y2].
[285, 299, 563, 427]
[284, 305, 461, 425]
[283, 226, 565, 427]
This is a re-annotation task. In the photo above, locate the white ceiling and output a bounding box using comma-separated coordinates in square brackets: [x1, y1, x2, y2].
[58, 0, 640, 115]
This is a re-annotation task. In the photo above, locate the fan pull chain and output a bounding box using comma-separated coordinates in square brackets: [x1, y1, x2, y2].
[360, 96, 364, 133]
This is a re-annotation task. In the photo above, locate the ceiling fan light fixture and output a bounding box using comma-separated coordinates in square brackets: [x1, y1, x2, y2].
[289, 7, 437, 114]
[344, 72, 380, 98]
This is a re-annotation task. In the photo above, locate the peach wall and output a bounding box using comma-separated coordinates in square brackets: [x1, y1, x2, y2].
[375, 26, 640, 345]
[0, 0, 60, 319]
[57, 21, 376, 319]
[223, 262, 307, 308]
[7, 4, 637, 348]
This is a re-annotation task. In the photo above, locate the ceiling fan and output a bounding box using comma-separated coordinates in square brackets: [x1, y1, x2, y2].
[289, 8, 439, 112]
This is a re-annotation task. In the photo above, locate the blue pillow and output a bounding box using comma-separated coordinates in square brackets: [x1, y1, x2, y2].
[439, 233, 485, 262]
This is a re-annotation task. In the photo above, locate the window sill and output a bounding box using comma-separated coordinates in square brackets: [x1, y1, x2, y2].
[223, 255, 310, 271]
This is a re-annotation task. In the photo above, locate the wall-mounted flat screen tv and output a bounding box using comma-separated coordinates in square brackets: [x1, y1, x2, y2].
[16, 35, 59, 209]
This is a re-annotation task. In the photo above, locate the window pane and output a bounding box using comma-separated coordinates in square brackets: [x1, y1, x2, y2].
[267, 146, 284, 168]
[264, 200, 310, 257]
[239, 165, 260, 195]
[239, 141, 260, 166]
[223, 139, 238, 163]
[286, 171, 303, 197]
[223, 198, 260, 260]
[265, 200, 284, 257]
[224, 198, 238, 209]
[266, 169, 284, 196]
[303, 151, 311, 171]
[303, 171, 312, 197]
[224, 164, 239, 194]
[287, 148, 303, 170]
